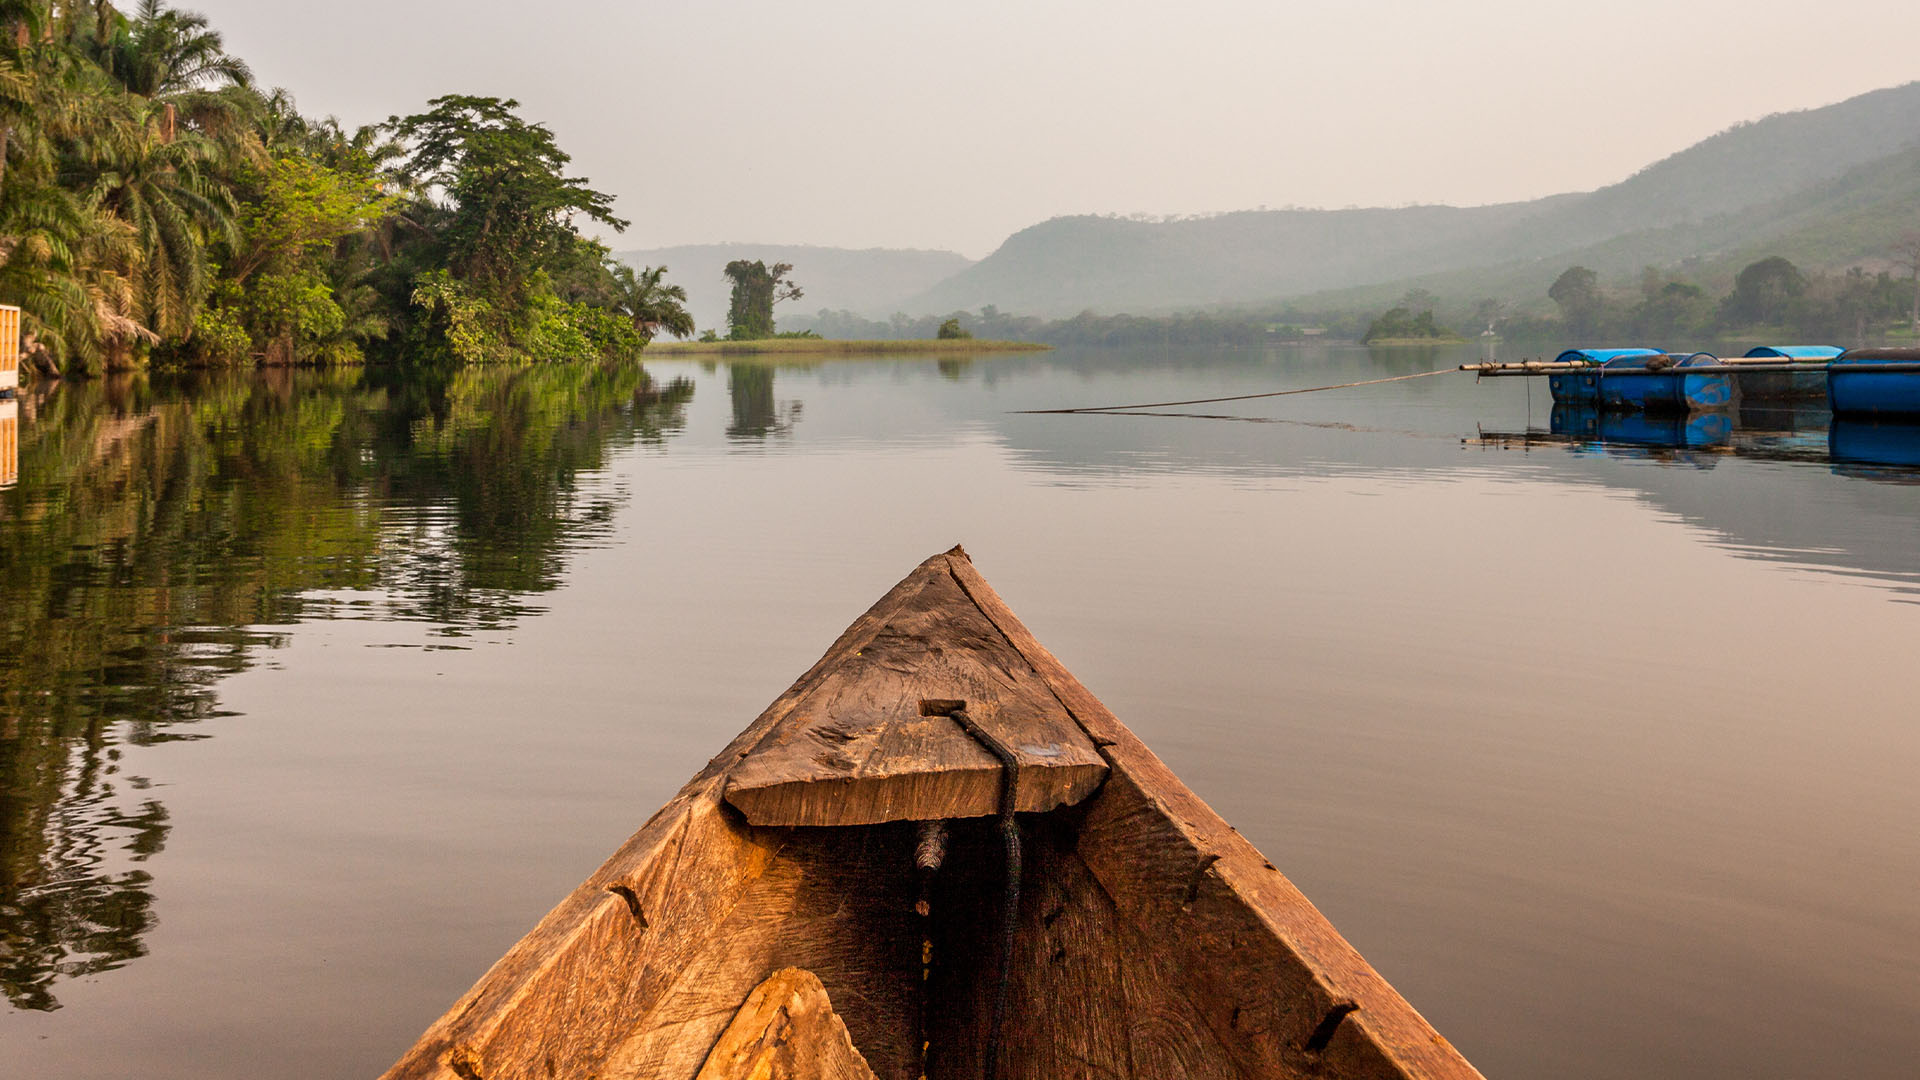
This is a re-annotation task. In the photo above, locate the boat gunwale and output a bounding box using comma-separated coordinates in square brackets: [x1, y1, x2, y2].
[381, 547, 1484, 1080]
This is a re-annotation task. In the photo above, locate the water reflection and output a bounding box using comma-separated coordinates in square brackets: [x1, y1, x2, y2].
[1480, 401, 1920, 478]
[1549, 405, 1733, 463]
[1830, 418, 1920, 479]
[0, 398, 16, 489]
[725, 363, 800, 441]
[0, 361, 692, 1009]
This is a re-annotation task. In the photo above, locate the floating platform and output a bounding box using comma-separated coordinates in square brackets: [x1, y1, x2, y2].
[1543, 347, 1662, 405]
[1828, 349, 1920, 417]
[1514, 348, 1734, 413]
[1468, 345, 1920, 417]
[1598, 352, 1733, 412]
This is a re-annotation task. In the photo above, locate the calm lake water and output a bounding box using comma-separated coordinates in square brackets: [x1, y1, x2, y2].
[2, 345, 1918, 1079]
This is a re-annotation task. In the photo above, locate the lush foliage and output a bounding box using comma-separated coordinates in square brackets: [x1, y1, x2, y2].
[722, 259, 800, 340]
[1521, 256, 1918, 344]
[0, 362, 695, 1008]
[0, 2, 690, 377]
[1360, 303, 1459, 343]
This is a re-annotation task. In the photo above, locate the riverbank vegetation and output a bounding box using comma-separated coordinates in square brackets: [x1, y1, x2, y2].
[1506, 256, 1920, 344]
[785, 246, 1920, 351]
[0, 360, 693, 1008]
[0, 1, 689, 379]
[786, 306, 1299, 347]
[646, 338, 1048, 356]
[1359, 305, 1464, 345]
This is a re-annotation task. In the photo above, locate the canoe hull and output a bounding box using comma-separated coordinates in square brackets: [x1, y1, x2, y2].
[382, 549, 1484, 1080]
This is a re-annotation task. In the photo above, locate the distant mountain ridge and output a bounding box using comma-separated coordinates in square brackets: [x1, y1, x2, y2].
[613, 244, 972, 334]
[1287, 142, 1920, 315]
[898, 81, 1920, 317]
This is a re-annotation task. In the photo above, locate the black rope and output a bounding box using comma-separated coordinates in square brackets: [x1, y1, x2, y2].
[1011, 366, 1458, 414]
[951, 707, 1021, 1080]
[914, 820, 947, 1080]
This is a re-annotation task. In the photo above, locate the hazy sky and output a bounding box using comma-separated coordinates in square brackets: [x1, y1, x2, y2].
[197, 0, 1920, 258]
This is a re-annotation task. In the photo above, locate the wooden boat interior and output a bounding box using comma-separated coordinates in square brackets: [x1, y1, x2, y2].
[383, 547, 1481, 1080]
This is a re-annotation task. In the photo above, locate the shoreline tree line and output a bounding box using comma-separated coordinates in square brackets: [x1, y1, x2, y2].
[778, 248, 1920, 349]
[1522, 253, 1920, 344]
[0, 1, 692, 380]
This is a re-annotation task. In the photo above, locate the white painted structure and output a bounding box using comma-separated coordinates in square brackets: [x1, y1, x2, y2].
[0, 304, 18, 393]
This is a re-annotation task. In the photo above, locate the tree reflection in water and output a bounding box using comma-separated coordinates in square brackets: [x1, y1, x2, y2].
[0, 361, 692, 1010]
[725, 363, 800, 441]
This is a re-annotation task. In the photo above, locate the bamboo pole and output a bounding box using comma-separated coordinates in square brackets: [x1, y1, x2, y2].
[1462, 361, 1920, 377]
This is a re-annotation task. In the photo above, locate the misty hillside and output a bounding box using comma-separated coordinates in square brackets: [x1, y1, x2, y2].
[613, 244, 972, 334]
[902, 81, 1920, 318]
[1286, 143, 1920, 316]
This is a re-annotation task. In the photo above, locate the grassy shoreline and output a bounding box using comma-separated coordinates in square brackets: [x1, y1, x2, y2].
[645, 338, 1051, 356]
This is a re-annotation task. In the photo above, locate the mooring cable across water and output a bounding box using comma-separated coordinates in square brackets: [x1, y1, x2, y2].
[1012, 365, 1460, 414]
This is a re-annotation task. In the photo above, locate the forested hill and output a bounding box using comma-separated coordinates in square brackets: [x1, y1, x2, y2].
[614, 244, 972, 333]
[1288, 142, 1920, 315]
[901, 80, 1920, 318]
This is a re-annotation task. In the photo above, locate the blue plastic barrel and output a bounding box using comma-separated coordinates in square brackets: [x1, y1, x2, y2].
[1742, 345, 1840, 400]
[1548, 347, 1662, 405]
[1597, 352, 1731, 412]
[1829, 348, 1920, 417]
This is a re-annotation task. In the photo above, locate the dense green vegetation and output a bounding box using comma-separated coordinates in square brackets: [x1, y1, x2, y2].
[1497, 255, 1920, 343]
[0, 1, 689, 379]
[0, 361, 694, 1009]
[721, 259, 801, 340]
[1360, 305, 1461, 344]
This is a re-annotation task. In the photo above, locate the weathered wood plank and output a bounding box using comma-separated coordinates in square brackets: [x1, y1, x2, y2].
[724, 562, 1107, 827]
[995, 817, 1135, 1080]
[597, 824, 922, 1080]
[947, 549, 1484, 1080]
[921, 816, 1137, 1080]
[693, 968, 879, 1080]
[381, 554, 974, 1080]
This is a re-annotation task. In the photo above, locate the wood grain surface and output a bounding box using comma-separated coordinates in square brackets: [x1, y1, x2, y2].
[380, 547, 1485, 1080]
[692, 968, 878, 1080]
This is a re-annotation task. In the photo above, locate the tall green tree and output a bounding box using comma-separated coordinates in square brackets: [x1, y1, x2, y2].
[1722, 256, 1806, 327]
[387, 95, 626, 310]
[92, 0, 253, 99]
[722, 258, 800, 340]
[1548, 265, 1603, 338]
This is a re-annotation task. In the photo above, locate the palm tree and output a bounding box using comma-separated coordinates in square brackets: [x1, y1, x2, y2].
[93, 0, 252, 100]
[0, 39, 146, 375]
[66, 99, 237, 344]
[612, 263, 693, 342]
